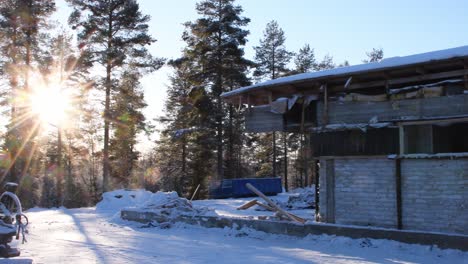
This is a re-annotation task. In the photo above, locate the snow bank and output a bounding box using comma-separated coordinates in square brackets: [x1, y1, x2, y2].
[96, 189, 153, 212]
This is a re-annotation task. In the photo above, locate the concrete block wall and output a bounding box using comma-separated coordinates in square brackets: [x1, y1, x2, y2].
[334, 158, 396, 228]
[401, 159, 468, 235]
[319, 157, 468, 235]
[318, 161, 328, 222]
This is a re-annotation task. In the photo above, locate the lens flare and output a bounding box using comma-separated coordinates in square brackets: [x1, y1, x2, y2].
[30, 84, 71, 126]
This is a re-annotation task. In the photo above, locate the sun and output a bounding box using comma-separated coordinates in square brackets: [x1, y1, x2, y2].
[30, 84, 71, 126]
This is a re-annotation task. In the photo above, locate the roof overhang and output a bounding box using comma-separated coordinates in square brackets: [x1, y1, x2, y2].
[222, 45, 468, 106]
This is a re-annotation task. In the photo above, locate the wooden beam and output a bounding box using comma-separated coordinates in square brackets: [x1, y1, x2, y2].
[464, 62, 468, 90]
[399, 125, 405, 155]
[237, 199, 258, 210]
[245, 183, 306, 224]
[329, 68, 468, 92]
[396, 116, 468, 126]
[416, 66, 426, 75]
[383, 80, 389, 98]
[284, 84, 299, 93]
[323, 84, 328, 126]
[344, 76, 353, 89]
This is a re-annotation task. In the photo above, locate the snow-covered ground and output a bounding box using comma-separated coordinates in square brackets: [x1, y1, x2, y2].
[4, 190, 467, 263]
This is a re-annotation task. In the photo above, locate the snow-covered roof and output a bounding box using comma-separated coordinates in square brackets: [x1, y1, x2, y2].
[222, 45, 468, 98]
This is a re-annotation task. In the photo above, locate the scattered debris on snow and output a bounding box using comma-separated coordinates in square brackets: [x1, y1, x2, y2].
[284, 187, 315, 210]
[241, 187, 315, 212]
[137, 191, 212, 228]
[97, 189, 212, 228]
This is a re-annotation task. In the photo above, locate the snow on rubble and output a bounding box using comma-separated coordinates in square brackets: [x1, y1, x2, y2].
[96, 189, 212, 227]
[95, 188, 317, 223]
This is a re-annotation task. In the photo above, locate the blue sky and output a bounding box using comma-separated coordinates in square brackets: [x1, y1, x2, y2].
[55, 0, 468, 151]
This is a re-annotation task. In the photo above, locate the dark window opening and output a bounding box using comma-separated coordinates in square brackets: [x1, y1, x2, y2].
[311, 128, 399, 156]
[433, 122, 468, 153]
[285, 102, 317, 130]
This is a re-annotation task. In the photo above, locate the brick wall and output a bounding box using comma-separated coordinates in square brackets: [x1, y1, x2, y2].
[319, 157, 468, 235]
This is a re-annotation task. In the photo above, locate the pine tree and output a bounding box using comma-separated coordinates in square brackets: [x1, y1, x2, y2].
[253, 20, 293, 184]
[363, 47, 384, 63]
[294, 44, 316, 73]
[254, 20, 294, 81]
[338, 60, 350, 67]
[315, 54, 335, 71]
[67, 0, 164, 191]
[177, 0, 252, 182]
[156, 62, 194, 195]
[109, 69, 147, 188]
[0, 0, 55, 209]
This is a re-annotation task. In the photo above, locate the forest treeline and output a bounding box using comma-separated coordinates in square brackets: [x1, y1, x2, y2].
[0, 0, 383, 208]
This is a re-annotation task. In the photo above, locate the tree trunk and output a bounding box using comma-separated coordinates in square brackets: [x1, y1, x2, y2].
[272, 132, 276, 176]
[103, 15, 113, 192]
[57, 127, 63, 205]
[103, 63, 111, 192]
[216, 98, 223, 181]
[283, 132, 288, 192]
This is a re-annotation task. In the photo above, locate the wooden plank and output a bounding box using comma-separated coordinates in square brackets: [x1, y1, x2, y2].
[237, 199, 258, 210]
[255, 201, 275, 211]
[190, 184, 201, 201]
[344, 76, 353, 89]
[245, 183, 306, 224]
[323, 84, 328, 125]
[399, 125, 405, 155]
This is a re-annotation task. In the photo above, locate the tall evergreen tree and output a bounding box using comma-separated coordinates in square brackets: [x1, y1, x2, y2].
[254, 20, 294, 81]
[294, 44, 316, 73]
[363, 47, 384, 63]
[253, 20, 293, 182]
[40, 30, 89, 205]
[315, 54, 335, 71]
[177, 0, 252, 182]
[109, 68, 147, 187]
[67, 0, 164, 191]
[156, 62, 193, 195]
[0, 0, 55, 202]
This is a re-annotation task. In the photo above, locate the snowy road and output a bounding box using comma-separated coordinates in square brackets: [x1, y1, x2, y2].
[1, 208, 464, 263]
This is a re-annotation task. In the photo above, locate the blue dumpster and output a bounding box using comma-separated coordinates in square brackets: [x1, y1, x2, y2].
[209, 177, 282, 199]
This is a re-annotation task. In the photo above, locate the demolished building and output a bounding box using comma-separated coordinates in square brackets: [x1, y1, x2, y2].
[222, 46, 468, 235]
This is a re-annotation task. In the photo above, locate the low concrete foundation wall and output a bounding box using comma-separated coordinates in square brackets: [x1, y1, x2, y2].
[121, 210, 468, 251]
